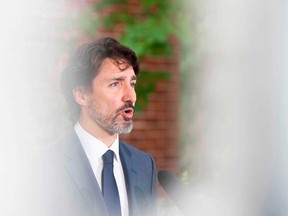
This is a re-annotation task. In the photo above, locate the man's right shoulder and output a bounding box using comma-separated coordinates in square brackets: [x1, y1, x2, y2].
[50, 130, 78, 146]
[42, 130, 78, 153]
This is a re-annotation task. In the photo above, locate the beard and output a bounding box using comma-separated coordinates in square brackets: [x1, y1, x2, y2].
[88, 101, 133, 134]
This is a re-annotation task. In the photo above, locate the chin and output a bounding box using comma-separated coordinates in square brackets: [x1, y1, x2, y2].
[114, 122, 133, 134]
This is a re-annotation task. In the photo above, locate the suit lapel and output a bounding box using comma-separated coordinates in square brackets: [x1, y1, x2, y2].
[119, 142, 144, 216]
[63, 131, 108, 216]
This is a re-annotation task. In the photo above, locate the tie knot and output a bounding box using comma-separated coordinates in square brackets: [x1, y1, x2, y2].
[102, 150, 114, 164]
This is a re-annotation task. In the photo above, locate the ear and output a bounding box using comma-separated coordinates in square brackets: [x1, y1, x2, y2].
[73, 86, 89, 106]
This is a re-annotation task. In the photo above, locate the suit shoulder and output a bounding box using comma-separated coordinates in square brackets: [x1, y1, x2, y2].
[42, 130, 78, 153]
[119, 140, 155, 161]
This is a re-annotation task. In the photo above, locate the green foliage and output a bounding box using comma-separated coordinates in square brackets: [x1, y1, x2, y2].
[77, 7, 100, 36]
[78, 0, 175, 112]
[135, 70, 171, 112]
[96, 0, 127, 10]
[120, 17, 173, 58]
[96, 0, 174, 58]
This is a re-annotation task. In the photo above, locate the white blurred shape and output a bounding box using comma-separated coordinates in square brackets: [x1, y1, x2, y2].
[182, 0, 288, 215]
[0, 0, 65, 215]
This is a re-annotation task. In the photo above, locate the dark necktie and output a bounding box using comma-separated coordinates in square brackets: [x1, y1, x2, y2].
[102, 150, 121, 216]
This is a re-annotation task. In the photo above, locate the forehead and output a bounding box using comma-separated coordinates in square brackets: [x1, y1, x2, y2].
[97, 58, 134, 77]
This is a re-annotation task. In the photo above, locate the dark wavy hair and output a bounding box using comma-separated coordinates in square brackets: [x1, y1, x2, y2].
[60, 37, 140, 122]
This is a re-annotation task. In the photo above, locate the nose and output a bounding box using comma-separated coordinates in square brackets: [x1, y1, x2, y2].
[122, 84, 137, 104]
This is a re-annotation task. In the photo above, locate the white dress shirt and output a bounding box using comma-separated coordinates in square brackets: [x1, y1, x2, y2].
[74, 122, 129, 216]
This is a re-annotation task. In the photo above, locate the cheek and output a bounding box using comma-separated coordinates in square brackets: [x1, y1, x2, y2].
[97, 97, 118, 113]
[101, 93, 121, 107]
[90, 90, 121, 112]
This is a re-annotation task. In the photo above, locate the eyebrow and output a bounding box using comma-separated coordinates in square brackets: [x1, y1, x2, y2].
[110, 75, 137, 81]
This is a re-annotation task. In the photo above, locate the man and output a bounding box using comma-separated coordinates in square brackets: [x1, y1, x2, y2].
[37, 37, 157, 216]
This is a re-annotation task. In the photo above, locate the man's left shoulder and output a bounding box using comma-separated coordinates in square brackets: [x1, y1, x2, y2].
[119, 140, 154, 161]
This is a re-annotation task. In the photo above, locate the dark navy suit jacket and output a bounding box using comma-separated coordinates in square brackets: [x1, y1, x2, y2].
[35, 130, 157, 216]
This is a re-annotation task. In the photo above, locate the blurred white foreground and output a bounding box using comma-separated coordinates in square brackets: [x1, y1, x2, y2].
[181, 0, 288, 215]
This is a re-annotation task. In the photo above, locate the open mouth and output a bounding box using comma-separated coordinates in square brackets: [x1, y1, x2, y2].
[122, 108, 134, 119]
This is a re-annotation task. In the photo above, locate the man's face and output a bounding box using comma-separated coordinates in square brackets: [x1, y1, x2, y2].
[83, 58, 137, 134]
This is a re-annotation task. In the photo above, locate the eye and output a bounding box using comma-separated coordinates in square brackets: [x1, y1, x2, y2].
[110, 82, 119, 87]
[131, 82, 136, 88]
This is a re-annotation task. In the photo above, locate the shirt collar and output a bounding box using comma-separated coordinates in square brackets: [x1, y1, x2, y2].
[74, 122, 120, 163]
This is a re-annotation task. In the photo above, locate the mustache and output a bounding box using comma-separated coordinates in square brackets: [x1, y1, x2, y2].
[116, 101, 135, 113]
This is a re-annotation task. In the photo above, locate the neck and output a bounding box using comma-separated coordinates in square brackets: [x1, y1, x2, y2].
[78, 117, 117, 148]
